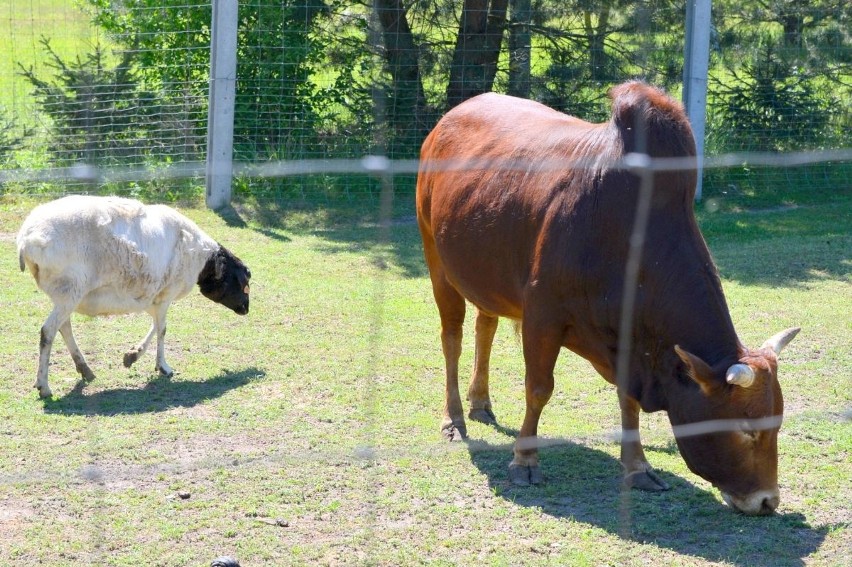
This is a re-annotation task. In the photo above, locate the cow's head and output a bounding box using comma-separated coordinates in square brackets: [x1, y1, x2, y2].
[671, 327, 800, 515]
[198, 246, 251, 315]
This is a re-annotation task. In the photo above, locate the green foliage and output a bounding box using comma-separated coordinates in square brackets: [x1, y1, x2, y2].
[17, 38, 153, 165]
[702, 2, 850, 201]
[231, 2, 331, 161]
[5, 0, 850, 200]
[0, 107, 29, 166]
[86, 0, 336, 164]
[708, 44, 831, 153]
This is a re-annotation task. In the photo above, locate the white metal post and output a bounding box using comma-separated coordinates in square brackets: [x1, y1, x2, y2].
[206, 0, 239, 209]
[683, 0, 711, 201]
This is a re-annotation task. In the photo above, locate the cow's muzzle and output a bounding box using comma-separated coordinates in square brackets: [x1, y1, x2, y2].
[721, 488, 780, 515]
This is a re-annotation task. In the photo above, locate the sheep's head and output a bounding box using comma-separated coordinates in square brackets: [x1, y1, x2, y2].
[198, 246, 251, 315]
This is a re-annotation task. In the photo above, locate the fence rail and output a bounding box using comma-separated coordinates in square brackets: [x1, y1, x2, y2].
[0, 0, 848, 205]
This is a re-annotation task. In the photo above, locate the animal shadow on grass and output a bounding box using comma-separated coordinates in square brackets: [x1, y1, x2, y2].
[227, 192, 429, 278]
[42, 367, 264, 416]
[216, 204, 292, 244]
[467, 439, 829, 567]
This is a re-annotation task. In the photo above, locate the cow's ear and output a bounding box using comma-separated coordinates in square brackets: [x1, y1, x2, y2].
[674, 345, 720, 396]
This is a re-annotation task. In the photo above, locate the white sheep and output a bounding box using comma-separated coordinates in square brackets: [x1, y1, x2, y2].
[17, 195, 251, 398]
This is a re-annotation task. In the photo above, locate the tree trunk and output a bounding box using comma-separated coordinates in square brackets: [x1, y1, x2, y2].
[374, 0, 428, 151]
[507, 0, 531, 98]
[781, 12, 804, 49]
[583, 8, 610, 81]
[446, 0, 509, 108]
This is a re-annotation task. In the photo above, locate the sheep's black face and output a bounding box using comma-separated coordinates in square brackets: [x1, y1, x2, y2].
[197, 246, 251, 315]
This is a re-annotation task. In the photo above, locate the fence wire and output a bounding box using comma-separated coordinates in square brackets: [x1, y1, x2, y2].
[1, 0, 849, 200]
[0, 0, 850, 564]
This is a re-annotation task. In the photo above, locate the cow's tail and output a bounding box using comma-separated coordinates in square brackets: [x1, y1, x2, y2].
[415, 130, 439, 232]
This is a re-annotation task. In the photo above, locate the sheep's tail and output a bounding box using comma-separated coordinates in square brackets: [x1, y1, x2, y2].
[18, 247, 25, 272]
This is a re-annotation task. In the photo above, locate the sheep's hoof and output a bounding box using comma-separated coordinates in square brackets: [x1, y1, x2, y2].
[157, 364, 175, 377]
[76, 364, 96, 381]
[211, 557, 240, 567]
[123, 351, 139, 368]
[34, 383, 52, 399]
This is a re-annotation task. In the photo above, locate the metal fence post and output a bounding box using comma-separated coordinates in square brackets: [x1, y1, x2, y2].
[683, 0, 711, 201]
[206, 0, 239, 209]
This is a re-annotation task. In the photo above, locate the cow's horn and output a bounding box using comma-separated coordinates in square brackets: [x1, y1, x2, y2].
[762, 327, 801, 355]
[726, 364, 756, 388]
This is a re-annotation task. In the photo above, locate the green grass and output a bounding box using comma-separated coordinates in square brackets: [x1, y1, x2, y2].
[0, 186, 848, 566]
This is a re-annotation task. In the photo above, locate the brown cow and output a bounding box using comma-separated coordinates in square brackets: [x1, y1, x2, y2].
[415, 81, 799, 515]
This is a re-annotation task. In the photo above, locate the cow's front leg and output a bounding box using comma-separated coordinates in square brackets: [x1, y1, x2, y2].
[467, 309, 498, 425]
[619, 394, 669, 491]
[509, 313, 561, 486]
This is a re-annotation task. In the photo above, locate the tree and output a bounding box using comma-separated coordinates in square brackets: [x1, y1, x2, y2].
[374, 0, 429, 150]
[507, 0, 532, 98]
[84, 0, 330, 163]
[739, 0, 849, 49]
[710, 44, 831, 152]
[18, 38, 155, 165]
[710, 0, 851, 151]
[446, 0, 510, 107]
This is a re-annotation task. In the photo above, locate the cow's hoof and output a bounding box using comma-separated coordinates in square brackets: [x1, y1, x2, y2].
[441, 423, 466, 442]
[468, 406, 497, 425]
[509, 463, 543, 486]
[623, 469, 670, 492]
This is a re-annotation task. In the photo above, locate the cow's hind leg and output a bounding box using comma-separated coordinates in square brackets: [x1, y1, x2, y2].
[436, 282, 466, 441]
[422, 240, 467, 441]
[619, 395, 669, 491]
[467, 308, 498, 425]
[58, 320, 95, 381]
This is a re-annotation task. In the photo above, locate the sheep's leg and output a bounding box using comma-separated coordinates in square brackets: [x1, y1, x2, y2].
[35, 305, 73, 398]
[151, 303, 173, 377]
[58, 320, 95, 381]
[123, 325, 156, 369]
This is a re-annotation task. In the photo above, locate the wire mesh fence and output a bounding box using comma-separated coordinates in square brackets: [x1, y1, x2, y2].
[0, 0, 850, 564]
[0, 0, 849, 203]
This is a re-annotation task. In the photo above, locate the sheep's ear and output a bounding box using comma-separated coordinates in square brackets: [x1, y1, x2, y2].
[214, 249, 225, 280]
